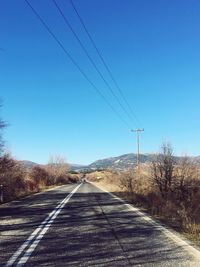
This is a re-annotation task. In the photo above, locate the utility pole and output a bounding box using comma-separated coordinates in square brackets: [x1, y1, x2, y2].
[131, 129, 144, 169]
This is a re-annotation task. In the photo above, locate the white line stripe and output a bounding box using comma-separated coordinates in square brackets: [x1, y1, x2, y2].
[5, 186, 72, 267]
[5, 183, 82, 267]
[90, 182, 200, 260]
[5, 210, 55, 267]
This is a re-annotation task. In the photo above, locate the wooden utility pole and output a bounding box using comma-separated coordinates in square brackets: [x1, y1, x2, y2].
[131, 129, 144, 169]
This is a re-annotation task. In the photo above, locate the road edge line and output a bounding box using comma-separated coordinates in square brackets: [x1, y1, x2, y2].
[89, 181, 200, 260]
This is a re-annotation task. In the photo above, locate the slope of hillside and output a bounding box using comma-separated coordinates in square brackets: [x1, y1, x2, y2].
[19, 160, 86, 172]
[88, 153, 155, 170]
[19, 160, 38, 169]
[19, 154, 200, 171]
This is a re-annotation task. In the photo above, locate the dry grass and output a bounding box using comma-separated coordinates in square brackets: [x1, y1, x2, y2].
[87, 166, 200, 247]
[86, 170, 123, 192]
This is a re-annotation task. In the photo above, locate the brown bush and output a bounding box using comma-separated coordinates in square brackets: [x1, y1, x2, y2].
[25, 178, 38, 192]
[29, 166, 50, 188]
[68, 174, 79, 183]
[56, 176, 67, 184]
[116, 145, 200, 237]
[0, 154, 28, 202]
[151, 143, 176, 199]
[0, 154, 76, 203]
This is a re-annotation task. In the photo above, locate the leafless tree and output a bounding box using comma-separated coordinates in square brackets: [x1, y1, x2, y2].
[151, 142, 176, 198]
[174, 156, 196, 201]
[119, 169, 134, 192]
[46, 155, 69, 184]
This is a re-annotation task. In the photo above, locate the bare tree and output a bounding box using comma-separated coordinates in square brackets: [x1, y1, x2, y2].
[119, 169, 134, 192]
[175, 156, 196, 201]
[0, 154, 15, 175]
[46, 155, 69, 184]
[151, 142, 176, 198]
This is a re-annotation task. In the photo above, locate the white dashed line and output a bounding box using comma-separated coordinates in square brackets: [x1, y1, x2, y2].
[5, 183, 82, 267]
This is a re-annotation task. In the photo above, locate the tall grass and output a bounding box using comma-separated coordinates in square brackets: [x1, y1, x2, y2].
[111, 164, 200, 238]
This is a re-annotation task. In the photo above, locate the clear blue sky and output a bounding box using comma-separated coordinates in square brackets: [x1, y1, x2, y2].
[1, 0, 200, 164]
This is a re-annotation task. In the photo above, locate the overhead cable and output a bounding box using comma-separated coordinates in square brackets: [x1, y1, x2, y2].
[70, 0, 142, 127]
[25, 0, 131, 128]
[53, 0, 135, 124]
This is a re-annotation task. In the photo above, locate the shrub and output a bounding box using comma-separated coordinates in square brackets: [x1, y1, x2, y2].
[0, 156, 80, 203]
[68, 174, 79, 183]
[0, 154, 28, 202]
[45, 155, 69, 185]
[29, 166, 50, 188]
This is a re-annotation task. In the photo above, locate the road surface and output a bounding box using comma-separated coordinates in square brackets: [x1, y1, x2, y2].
[0, 181, 200, 266]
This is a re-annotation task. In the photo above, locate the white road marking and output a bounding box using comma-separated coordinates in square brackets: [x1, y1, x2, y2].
[5, 183, 82, 267]
[91, 182, 200, 261]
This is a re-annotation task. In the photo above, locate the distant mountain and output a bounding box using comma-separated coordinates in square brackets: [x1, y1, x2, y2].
[88, 153, 155, 170]
[193, 156, 200, 164]
[19, 154, 148, 171]
[88, 153, 200, 170]
[19, 160, 38, 169]
[19, 153, 200, 172]
[19, 160, 86, 172]
[69, 164, 86, 171]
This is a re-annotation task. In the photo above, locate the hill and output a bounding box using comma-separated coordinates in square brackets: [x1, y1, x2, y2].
[88, 153, 155, 170]
[19, 160, 86, 172]
[19, 154, 200, 172]
[19, 160, 38, 169]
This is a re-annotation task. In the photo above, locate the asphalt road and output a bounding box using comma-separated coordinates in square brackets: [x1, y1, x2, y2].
[0, 181, 200, 266]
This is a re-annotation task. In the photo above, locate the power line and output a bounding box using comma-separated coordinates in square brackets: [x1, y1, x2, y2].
[52, 0, 134, 124]
[70, 0, 142, 127]
[24, 0, 131, 128]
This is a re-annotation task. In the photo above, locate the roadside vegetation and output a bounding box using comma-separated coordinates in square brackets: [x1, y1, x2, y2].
[87, 143, 200, 246]
[0, 153, 80, 203]
[0, 106, 79, 203]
